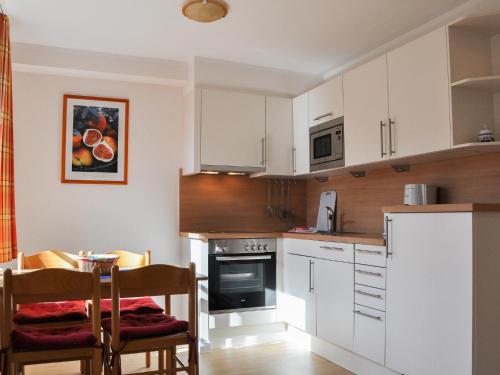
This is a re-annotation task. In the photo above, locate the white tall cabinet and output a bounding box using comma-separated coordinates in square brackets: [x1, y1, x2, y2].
[384, 208, 500, 375]
[344, 55, 390, 165]
[292, 92, 310, 175]
[387, 27, 451, 157]
[201, 88, 266, 170]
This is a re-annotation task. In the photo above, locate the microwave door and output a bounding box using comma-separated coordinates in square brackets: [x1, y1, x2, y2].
[310, 128, 334, 165]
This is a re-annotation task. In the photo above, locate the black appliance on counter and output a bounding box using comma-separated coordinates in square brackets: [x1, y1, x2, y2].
[208, 238, 276, 313]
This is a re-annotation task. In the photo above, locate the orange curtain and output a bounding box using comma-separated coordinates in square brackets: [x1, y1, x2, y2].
[0, 14, 17, 262]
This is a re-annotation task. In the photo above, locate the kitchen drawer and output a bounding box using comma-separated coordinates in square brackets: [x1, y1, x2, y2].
[354, 244, 386, 268]
[284, 239, 353, 263]
[354, 284, 386, 311]
[355, 264, 386, 290]
[316, 241, 354, 263]
[353, 304, 386, 366]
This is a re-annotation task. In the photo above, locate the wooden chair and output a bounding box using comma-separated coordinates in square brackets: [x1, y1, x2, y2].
[2, 268, 102, 375]
[103, 263, 197, 375]
[17, 250, 79, 270]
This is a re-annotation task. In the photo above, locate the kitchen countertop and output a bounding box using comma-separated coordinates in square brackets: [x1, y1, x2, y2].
[180, 231, 385, 246]
[382, 203, 500, 213]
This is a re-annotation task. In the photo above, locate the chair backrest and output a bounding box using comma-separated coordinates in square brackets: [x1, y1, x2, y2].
[18, 250, 79, 270]
[109, 263, 196, 349]
[2, 268, 101, 349]
[107, 250, 151, 267]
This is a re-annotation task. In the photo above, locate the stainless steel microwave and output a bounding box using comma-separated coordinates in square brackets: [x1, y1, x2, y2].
[309, 116, 344, 172]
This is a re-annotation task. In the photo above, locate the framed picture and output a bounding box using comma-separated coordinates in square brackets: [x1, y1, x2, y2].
[61, 95, 129, 184]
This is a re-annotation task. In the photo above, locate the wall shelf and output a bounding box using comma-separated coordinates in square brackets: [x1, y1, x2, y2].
[451, 75, 500, 92]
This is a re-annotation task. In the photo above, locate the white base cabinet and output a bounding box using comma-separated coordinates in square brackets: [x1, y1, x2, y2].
[283, 252, 316, 336]
[316, 258, 354, 351]
[385, 211, 500, 375]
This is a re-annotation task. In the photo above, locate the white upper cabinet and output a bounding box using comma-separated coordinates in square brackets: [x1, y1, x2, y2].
[263, 96, 293, 176]
[387, 27, 451, 158]
[292, 92, 310, 175]
[344, 55, 390, 166]
[308, 76, 344, 127]
[200, 88, 266, 171]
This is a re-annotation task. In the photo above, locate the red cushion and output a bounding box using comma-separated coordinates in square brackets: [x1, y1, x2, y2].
[102, 314, 188, 340]
[12, 325, 97, 351]
[14, 301, 87, 324]
[100, 297, 163, 318]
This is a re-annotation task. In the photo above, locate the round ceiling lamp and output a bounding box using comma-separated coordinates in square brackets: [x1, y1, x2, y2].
[182, 0, 228, 23]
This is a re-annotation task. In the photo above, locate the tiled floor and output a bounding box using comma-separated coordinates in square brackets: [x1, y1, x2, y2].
[26, 341, 352, 374]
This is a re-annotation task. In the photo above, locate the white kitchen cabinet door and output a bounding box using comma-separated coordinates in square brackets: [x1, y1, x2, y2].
[353, 304, 386, 365]
[283, 253, 316, 336]
[201, 88, 265, 169]
[309, 76, 343, 127]
[344, 55, 389, 166]
[265, 96, 293, 176]
[385, 213, 473, 375]
[316, 258, 354, 350]
[292, 92, 310, 175]
[387, 27, 451, 158]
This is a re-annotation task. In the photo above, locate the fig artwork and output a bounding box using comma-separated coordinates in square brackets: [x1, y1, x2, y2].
[71, 106, 119, 173]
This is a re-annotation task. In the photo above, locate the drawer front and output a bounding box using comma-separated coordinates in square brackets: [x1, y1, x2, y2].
[315, 241, 354, 263]
[353, 304, 386, 366]
[355, 264, 386, 289]
[354, 284, 386, 311]
[284, 239, 317, 257]
[285, 239, 353, 263]
[354, 244, 386, 267]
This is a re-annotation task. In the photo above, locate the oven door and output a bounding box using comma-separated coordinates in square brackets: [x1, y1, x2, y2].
[209, 253, 276, 313]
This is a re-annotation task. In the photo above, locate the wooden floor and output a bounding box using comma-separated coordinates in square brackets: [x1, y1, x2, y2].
[25, 341, 351, 375]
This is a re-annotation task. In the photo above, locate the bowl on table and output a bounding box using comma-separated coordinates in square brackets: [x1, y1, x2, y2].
[77, 254, 120, 276]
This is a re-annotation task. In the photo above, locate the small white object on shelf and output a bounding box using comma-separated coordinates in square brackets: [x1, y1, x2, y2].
[478, 125, 495, 142]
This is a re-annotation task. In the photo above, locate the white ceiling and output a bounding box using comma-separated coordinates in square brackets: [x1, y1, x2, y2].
[5, 0, 476, 75]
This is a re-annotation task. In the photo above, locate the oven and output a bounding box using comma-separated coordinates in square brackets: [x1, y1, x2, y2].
[309, 116, 345, 171]
[208, 238, 276, 313]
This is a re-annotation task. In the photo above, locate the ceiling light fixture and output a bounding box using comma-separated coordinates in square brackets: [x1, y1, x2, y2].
[182, 0, 228, 23]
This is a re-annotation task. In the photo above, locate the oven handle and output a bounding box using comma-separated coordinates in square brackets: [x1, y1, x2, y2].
[216, 255, 272, 261]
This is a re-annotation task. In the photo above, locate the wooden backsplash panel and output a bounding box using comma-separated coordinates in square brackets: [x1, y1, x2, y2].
[180, 173, 307, 232]
[307, 152, 500, 234]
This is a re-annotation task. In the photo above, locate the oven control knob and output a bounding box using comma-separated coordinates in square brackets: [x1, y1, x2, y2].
[257, 245, 263, 251]
[245, 245, 251, 251]
[263, 244, 269, 251]
[215, 247, 223, 254]
[251, 245, 257, 251]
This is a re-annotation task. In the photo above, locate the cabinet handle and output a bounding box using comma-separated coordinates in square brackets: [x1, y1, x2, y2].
[292, 147, 296, 174]
[355, 269, 383, 277]
[379, 121, 387, 158]
[261, 137, 266, 166]
[309, 259, 314, 293]
[386, 216, 393, 258]
[355, 310, 383, 321]
[320, 245, 344, 252]
[354, 248, 383, 255]
[355, 289, 383, 299]
[313, 112, 333, 122]
[388, 118, 396, 155]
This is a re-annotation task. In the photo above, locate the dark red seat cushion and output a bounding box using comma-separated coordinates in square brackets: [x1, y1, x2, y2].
[102, 314, 188, 340]
[12, 325, 97, 351]
[99, 297, 163, 318]
[14, 301, 87, 324]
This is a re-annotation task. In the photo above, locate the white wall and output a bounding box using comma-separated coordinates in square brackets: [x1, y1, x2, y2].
[12, 72, 183, 268]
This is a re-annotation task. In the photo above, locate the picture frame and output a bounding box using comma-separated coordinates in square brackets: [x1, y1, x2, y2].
[61, 94, 129, 184]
